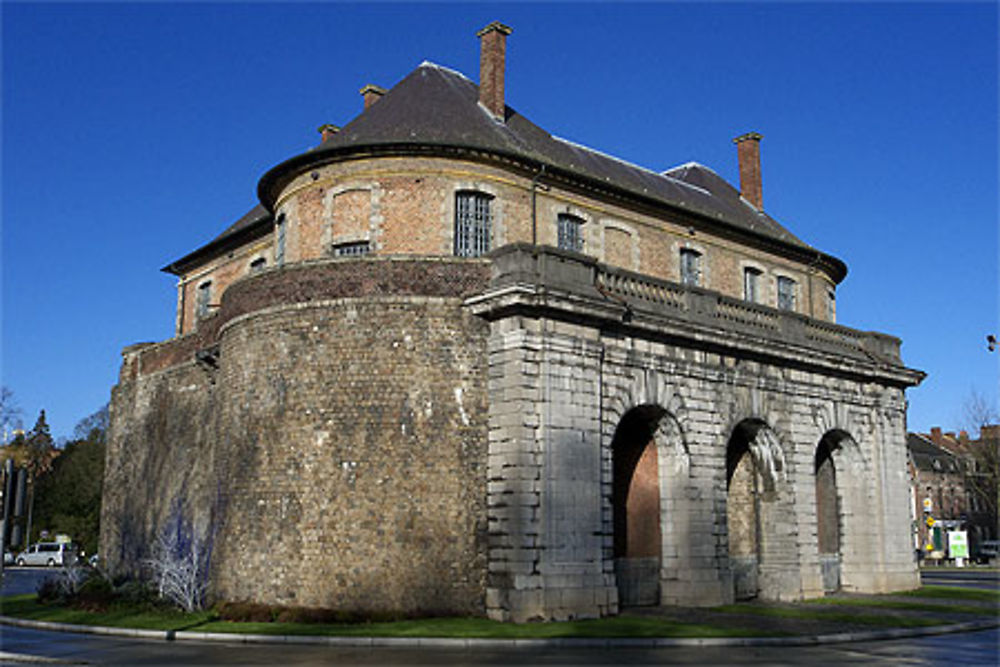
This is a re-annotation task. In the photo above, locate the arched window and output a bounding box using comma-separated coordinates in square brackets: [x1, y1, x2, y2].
[454, 191, 493, 257]
[680, 248, 701, 286]
[557, 213, 584, 252]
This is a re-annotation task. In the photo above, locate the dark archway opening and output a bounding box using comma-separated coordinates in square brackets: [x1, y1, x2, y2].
[815, 433, 842, 592]
[612, 404, 665, 607]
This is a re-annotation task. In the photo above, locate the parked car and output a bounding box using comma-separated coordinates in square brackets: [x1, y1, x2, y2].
[974, 540, 999, 564]
[14, 542, 79, 567]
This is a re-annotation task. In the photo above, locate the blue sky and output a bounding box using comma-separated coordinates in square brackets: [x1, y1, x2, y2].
[2, 3, 997, 440]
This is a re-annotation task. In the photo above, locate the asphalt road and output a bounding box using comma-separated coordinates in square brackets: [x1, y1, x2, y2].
[1, 568, 997, 666]
[1, 625, 998, 666]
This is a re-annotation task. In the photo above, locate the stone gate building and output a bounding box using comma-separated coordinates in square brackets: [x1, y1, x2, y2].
[101, 22, 925, 622]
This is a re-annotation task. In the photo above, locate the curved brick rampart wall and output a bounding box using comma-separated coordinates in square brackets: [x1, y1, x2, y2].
[103, 257, 491, 615]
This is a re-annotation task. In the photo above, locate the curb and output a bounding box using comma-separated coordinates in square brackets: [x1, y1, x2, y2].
[1, 615, 997, 649]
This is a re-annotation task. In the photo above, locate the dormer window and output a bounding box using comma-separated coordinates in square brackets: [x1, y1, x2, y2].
[777, 276, 797, 311]
[680, 248, 701, 286]
[557, 213, 584, 252]
[743, 267, 762, 303]
[454, 191, 493, 257]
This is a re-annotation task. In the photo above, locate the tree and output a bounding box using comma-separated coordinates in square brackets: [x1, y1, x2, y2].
[23, 410, 56, 544]
[962, 389, 999, 539]
[0, 386, 22, 442]
[31, 406, 107, 554]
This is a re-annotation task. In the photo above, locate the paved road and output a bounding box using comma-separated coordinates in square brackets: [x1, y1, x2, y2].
[1, 625, 998, 666]
[920, 567, 1000, 591]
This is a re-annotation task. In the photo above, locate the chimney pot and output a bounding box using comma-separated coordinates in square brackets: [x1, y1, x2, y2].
[733, 132, 764, 210]
[477, 21, 513, 119]
[317, 124, 340, 143]
[359, 84, 386, 110]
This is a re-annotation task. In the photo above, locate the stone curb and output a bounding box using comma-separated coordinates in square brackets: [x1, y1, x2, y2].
[1, 615, 997, 650]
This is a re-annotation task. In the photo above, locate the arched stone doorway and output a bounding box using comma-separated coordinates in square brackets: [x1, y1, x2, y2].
[815, 433, 842, 592]
[612, 404, 665, 607]
[725, 419, 786, 601]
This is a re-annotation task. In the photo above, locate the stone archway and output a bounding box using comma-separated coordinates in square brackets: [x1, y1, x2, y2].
[612, 404, 665, 606]
[725, 419, 788, 601]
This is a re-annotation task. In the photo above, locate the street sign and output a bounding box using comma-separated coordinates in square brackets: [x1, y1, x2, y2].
[926, 516, 935, 527]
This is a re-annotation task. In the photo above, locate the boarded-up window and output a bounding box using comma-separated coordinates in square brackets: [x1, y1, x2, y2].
[332, 190, 371, 238]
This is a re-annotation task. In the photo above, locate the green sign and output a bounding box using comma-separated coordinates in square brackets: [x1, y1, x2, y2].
[948, 531, 969, 559]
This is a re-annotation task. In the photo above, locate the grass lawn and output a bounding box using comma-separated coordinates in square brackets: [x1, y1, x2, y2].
[1, 584, 995, 639]
[0, 594, 769, 639]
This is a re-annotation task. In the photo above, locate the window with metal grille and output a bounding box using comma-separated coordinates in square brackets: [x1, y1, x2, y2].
[680, 248, 701, 286]
[557, 214, 584, 252]
[333, 241, 370, 257]
[196, 281, 212, 318]
[454, 191, 493, 257]
[777, 276, 797, 311]
[275, 214, 286, 266]
[743, 267, 762, 303]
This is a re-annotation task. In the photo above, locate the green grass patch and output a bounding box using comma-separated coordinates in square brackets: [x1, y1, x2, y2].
[0, 594, 215, 631]
[803, 597, 997, 616]
[0, 594, 774, 639]
[187, 615, 776, 639]
[899, 586, 1000, 604]
[713, 603, 946, 628]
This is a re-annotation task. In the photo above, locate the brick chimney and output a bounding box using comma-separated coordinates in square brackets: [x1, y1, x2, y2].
[360, 84, 386, 110]
[930, 427, 942, 444]
[317, 124, 340, 143]
[733, 132, 764, 210]
[477, 21, 513, 119]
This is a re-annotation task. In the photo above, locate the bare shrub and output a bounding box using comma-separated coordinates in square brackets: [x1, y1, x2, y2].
[143, 528, 208, 613]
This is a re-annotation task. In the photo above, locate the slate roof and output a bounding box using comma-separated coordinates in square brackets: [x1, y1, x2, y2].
[907, 433, 962, 472]
[175, 60, 846, 281]
[162, 204, 271, 275]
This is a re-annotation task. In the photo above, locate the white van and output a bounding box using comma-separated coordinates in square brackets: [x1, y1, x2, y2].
[15, 542, 78, 567]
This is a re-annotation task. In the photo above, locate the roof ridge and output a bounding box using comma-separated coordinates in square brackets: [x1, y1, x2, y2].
[417, 60, 474, 83]
[551, 135, 711, 196]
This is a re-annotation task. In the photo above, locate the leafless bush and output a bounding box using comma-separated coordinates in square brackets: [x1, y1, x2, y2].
[143, 529, 207, 613]
[54, 564, 89, 598]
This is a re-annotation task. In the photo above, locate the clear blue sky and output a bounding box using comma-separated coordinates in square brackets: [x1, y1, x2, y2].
[2, 3, 997, 441]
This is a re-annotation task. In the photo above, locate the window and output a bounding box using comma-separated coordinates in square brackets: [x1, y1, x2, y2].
[557, 214, 584, 252]
[827, 289, 836, 321]
[275, 214, 286, 266]
[454, 191, 493, 257]
[777, 276, 797, 311]
[196, 281, 212, 318]
[249, 257, 266, 274]
[743, 267, 762, 303]
[333, 241, 370, 257]
[680, 248, 701, 286]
